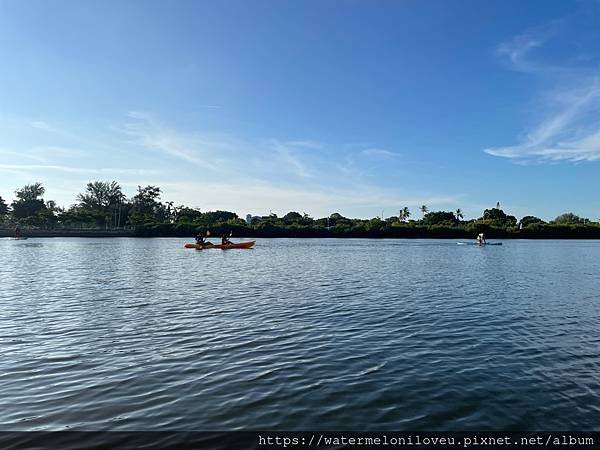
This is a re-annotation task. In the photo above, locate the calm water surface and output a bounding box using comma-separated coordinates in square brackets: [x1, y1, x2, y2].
[1, 238, 600, 431]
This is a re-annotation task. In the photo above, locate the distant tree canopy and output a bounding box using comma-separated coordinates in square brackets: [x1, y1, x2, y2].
[11, 182, 47, 219]
[174, 206, 203, 223]
[552, 213, 587, 225]
[422, 211, 458, 226]
[481, 208, 517, 227]
[15, 182, 45, 202]
[129, 185, 166, 225]
[2, 184, 600, 239]
[202, 210, 238, 223]
[520, 216, 545, 227]
[0, 196, 8, 217]
[399, 207, 411, 221]
[77, 181, 125, 210]
[283, 211, 303, 223]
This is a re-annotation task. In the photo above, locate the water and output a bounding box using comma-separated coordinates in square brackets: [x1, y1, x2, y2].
[1, 238, 600, 431]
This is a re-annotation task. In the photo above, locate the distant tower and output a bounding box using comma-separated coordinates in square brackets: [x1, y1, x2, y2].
[246, 214, 252, 225]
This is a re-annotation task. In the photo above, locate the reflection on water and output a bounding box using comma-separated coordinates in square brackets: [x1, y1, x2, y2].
[1, 238, 599, 431]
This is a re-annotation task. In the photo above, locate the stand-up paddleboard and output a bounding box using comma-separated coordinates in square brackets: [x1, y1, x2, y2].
[457, 242, 502, 246]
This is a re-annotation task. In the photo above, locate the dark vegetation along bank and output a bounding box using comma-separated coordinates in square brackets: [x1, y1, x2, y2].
[1, 181, 600, 239]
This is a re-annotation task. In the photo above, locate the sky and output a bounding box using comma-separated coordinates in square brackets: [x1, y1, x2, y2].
[1, 0, 599, 220]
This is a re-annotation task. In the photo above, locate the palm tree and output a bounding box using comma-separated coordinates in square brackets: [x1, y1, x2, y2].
[420, 205, 428, 217]
[455, 208, 463, 221]
[496, 201, 501, 209]
[402, 207, 410, 221]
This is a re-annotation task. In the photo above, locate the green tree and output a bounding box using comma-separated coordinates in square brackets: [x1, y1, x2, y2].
[71, 181, 126, 227]
[420, 205, 429, 216]
[399, 207, 410, 221]
[455, 209, 464, 220]
[11, 182, 46, 218]
[202, 210, 238, 224]
[552, 213, 586, 225]
[35, 208, 58, 228]
[481, 208, 517, 227]
[16, 182, 45, 201]
[519, 216, 545, 227]
[422, 211, 458, 226]
[328, 212, 348, 228]
[283, 211, 303, 224]
[0, 195, 8, 217]
[76, 181, 125, 210]
[174, 206, 203, 223]
[129, 185, 165, 225]
[301, 213, 313, 225]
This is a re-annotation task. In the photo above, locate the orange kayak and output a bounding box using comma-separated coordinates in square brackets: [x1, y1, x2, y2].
[184, 240, 255, 250]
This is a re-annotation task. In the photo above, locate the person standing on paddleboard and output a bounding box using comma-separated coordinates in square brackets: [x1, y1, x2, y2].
[476, 232, 487, 245]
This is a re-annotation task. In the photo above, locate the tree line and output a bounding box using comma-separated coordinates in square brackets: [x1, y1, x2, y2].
[1, 181, 598, 238]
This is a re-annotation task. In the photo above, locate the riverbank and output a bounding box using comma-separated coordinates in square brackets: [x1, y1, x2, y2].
[0, 229, 135, 238]
[4, 225, 600, 239]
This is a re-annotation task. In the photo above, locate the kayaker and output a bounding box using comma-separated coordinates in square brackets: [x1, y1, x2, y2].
[195, 232, 206, 245]
[221, 233, 232, 245]
[476, 232, 487, 245]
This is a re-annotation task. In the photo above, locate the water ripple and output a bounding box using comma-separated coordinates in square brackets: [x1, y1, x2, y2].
[1, 238, 600, 430]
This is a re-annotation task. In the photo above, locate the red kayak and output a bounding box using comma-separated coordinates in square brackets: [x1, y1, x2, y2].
[184, 240, 255, 250]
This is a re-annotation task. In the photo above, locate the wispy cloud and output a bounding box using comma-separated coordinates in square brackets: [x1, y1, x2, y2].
[485, 81, 600, 161]
[283, 140, 323, 150]
[121, 179, 462, 218]
[360, 148, 399, 158]
[486, 16, 600, 163]
[122, 112, 219, 170]
[0, 145, 88, 164]
[268, 140, 316, 178]
[0, 164, 158, 176]
[30, 120, 64, 134]
[121, 112, 326, 179]
[1, 113, 464, 218]
[496, 22, 560, 74]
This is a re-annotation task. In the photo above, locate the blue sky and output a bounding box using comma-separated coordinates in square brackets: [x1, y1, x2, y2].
[1, 0, 599, 220]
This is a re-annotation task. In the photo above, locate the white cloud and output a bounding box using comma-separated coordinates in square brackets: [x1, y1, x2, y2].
[30, 120, 63, 133]
[122, 113, 325, 179]
[122, 113, 219, 170]
[121, 179, 462, 219]
[0, 164, 158, 176]
[485, 81, 600, 162]
[497, 33, 548, 73]
[283, 140, 323, 150]
[1, 113, 466, 218]
[268, 140, 315, 178]
[486, 19, 600, 163]
[360, 148, 399, 158]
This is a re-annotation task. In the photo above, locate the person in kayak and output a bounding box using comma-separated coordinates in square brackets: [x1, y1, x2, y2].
[476, 232, 487, 245]
[221, 233, 232, 245]
[195, 231, 213, 246]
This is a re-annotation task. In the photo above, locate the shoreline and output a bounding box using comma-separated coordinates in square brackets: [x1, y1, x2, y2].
[0, 229, 135, 238]
[3, 229, 600, 240]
